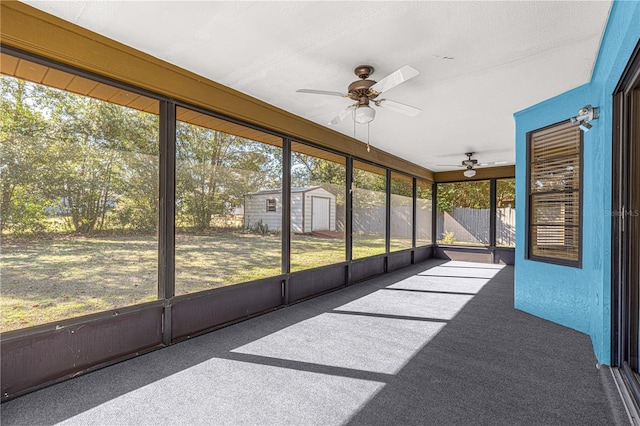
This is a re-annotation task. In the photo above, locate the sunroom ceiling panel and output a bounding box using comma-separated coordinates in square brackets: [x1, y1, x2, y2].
[22, 0, 612, 171]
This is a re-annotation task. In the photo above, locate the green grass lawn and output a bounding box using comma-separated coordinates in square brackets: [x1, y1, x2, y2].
[175, 232, 282, 294]
[1, 231, 412, 332]
[1, 235, 159, 332]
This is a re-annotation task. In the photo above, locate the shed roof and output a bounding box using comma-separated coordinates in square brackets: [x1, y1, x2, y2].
[247, 186, 321, 196]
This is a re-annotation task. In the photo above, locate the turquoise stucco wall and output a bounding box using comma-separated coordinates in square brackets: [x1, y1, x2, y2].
[514, 0, 640, 365]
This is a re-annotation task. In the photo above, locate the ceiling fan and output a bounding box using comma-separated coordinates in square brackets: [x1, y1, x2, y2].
[438, 152, 508, 178]
[297, 64, 421, 125]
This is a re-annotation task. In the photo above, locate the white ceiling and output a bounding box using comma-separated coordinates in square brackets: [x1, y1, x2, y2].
[23, 1, 612, 172]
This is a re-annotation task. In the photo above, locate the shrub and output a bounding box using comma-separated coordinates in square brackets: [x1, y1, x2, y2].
[441, 231, 456, 245]
[247, 219, 269, 235]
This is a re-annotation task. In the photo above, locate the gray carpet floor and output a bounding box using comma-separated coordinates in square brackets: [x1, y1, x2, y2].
[0, 259, 629, 425]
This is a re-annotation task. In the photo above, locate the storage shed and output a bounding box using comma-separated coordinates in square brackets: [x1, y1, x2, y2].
[244, 186, 336, 233]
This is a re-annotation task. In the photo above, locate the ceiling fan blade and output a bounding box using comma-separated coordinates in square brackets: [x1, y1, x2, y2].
[477, 161, 510, 166]
[296, 89, 346, 97]
[329, 105, 356, 125]
[376, 99, 421, 117]
[436, 164, 466, 168]
[370, 65, 419, 94]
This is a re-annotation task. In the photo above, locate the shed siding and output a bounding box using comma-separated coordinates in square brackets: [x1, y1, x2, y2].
[291, 193, 303, 233]
[244, 187, 337, 234]
[244, 192, 282, 232]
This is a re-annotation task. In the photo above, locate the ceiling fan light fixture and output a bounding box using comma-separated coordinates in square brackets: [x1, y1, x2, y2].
[354, 105, 376, 124]
[463, 168, 476, 178]
[298, 64, 420, 126]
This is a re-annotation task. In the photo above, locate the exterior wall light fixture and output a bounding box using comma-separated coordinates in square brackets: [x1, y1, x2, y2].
[570, 104, 599, 132]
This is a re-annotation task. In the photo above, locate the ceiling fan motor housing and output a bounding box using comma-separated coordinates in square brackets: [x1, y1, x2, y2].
[348, 65, 380, 104]
[348, 79, 377, 104]
[462, 152, 478, 167]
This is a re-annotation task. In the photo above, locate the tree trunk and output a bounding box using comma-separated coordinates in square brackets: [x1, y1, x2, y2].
[0, 185, 14, 235]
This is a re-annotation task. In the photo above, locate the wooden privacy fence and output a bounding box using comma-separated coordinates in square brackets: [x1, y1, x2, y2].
[350, 205, 415, 237]
[352, 205, 386, 235]
[339, 206, 432, 239]
[436, 207, 515, 246]
[496, 208, 516, 246]
[343, 204, 515, 246]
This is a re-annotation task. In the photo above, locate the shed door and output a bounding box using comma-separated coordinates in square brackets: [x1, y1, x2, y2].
[311, 197, 330, 231]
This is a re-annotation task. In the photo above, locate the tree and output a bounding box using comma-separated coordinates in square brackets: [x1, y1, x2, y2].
[390, 175, 413, 210]
[435, 178, 515, 213]
[292, 152, 345, 188]
[1, 75, 160, 236]
[416, 180, 432, 209]
[436, 181, 491, 213]
[291, 152, 346, 209]
[0, 77, 49, 235]
[176, 121, 282, 231]
[496, 178, 516, 208]
[352, 167, 386, 209]
[111, 111, 159, 232]
[41, 88, 158, 234]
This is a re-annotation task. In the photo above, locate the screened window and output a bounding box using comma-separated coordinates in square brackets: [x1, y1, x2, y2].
[0, 54, 160, 332]
[416, 179, 433, 246]
[290, 142, 346, 271]
[527, 121, 581, 265]
[352, 161, 387, 259]
[496, 178, 515, 248]
[436, 180, 490, 246]
[175, 106, 283, 294]
[390, 172, 413, 251]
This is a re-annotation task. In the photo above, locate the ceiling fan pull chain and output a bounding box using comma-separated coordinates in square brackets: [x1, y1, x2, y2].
[367, 122, 371, 152]
[353, 108, 356, 139]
